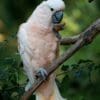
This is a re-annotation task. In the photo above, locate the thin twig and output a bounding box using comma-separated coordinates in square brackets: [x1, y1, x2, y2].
[56, 71, 68, 77]
[21, 19, 100, 100]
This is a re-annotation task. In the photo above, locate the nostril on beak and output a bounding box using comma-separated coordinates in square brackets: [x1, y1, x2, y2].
[52, 11, 63, 24]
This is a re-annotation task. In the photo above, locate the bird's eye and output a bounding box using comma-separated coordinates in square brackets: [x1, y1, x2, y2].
[50, 8, 54, 11]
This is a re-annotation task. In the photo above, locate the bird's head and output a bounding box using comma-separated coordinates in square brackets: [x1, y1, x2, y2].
[44, 0, 65, 24]
[32, 0, 65, 26]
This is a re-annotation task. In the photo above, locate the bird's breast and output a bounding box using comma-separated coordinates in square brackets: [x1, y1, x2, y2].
[19, 24, 59, 68]
[27, 31, 58, 67]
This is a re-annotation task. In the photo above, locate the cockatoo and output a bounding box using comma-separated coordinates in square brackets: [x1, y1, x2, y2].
[17, 0, 66, 100]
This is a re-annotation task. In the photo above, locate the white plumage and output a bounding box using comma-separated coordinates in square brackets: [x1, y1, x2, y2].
[17, 0, 66, 100]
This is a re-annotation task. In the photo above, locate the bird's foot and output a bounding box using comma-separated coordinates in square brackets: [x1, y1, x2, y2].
[53, 23, 65, 39]
[53, 23, 65, 32]
[35, 68, 48, 80]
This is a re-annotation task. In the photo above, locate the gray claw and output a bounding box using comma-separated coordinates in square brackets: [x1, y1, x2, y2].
[36, 68, 48, 80]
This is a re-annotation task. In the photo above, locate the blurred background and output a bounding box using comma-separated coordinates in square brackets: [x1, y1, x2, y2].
[0, 0, 100, 100]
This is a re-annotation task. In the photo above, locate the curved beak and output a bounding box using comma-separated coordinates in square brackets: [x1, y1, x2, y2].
[52, 11, 63, 24]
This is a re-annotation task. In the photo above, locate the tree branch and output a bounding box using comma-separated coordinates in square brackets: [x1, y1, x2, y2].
[60, 35, 80, 45]
[53, 23, 80, 45]
[21, 19, 100, 100]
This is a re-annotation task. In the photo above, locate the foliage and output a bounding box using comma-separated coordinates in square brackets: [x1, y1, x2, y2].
[0, 57, 100, 100]
[59, 59, 100, 100]
[0, 54, 24, 100]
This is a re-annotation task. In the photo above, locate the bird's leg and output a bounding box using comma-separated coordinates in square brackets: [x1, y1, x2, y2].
[25, 68, 48, 91]
[53, 31, 62, 40]
[35, 68, 48, 81]
[53, 23, 65, 39]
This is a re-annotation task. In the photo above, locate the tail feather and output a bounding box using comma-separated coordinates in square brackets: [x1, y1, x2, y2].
[52, 82, 66, 100]
[36, 82, 66, 100]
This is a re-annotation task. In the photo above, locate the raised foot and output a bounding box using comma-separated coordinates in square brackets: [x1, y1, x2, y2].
[35, 68, 48, 80]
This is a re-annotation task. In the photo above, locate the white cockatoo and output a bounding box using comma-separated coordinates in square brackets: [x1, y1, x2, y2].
[17, 0, 66, 100]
